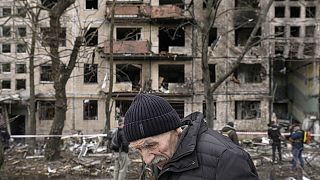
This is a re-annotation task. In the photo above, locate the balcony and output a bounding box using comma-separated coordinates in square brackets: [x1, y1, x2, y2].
[105, 4, 187, 21]
[106, 0, 143, 3]
[105, 4, 150, 19]
[151, 5, 183, 19]
[104, 40, 150, 54]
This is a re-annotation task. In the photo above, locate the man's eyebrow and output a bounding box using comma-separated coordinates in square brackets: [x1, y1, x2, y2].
[130, 139, 156, 148]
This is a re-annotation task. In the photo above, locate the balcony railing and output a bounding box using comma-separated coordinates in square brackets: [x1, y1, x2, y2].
[105, 4, 185, 19]
[151, 5, 183, 19]
[104, 40, 150, 54]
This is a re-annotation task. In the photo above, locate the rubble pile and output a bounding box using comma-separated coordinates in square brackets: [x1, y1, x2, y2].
[0, 136, 319, 180]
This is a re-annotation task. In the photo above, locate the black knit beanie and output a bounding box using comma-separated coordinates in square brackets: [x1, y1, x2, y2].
[124, 93, 182, 142]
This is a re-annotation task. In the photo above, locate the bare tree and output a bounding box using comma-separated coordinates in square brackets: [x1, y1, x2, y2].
[104, 0, 116, 133]
[192, 0, 274, 128]
[42, 0, 84, 160]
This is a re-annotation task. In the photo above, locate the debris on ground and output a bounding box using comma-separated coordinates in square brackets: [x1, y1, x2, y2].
[0, 136, 319, 179]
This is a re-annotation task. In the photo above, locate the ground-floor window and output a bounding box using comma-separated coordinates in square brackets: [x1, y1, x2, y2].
[39, 101, 55, 120]
[235, 101, 261, 120]
[83, 100, 98, 120]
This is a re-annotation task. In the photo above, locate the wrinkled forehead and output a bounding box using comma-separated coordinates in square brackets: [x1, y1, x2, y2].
[130, 133, 164, 148]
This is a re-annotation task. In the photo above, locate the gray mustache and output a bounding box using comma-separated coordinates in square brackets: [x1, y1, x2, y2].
[151, 155, 166, 165]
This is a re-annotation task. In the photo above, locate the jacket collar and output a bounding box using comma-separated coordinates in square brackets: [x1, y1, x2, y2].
[161, 112, 205, 172]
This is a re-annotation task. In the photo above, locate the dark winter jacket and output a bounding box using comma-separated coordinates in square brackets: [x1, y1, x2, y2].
[289, 130, 304, 149]
[221, 125, 240, 145]
[158, 112, 259, 180]
[0, 129, 10, 150]
[118, 128, 129, 153]
[268, 125, 282, 144]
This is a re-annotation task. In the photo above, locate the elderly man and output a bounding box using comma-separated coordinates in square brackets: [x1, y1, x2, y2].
[124, 93, 259, 180]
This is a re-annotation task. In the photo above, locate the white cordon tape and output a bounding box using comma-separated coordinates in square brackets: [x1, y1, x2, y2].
[237, 132, 320, 137]
[10, 134, 108, 139]
[10, 132, 320, 138]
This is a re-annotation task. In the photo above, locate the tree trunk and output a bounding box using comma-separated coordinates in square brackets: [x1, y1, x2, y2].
[201, 0, 220, 129]
[104, 0, 116, 133]
[27, 12, 39, 154]
[44, 0, 78, 161]
[0, 141, 3, 168]
[2, 105, 11, 135]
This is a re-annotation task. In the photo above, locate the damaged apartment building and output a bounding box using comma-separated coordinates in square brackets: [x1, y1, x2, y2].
[0, 0, 319, 135]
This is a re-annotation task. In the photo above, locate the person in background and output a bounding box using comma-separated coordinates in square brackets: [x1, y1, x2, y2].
[123, 93, 259, 180]
[289, 125, 304, 170]
[267, 121, 283, 163]
[221, 122, 240, 145]
[113, 119, 130, 180]
[0, 127, 10, 168]
[0, 128, 10, 150]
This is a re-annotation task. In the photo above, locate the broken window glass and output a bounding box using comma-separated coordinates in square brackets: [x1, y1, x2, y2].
[2, 7, 11, 17]
[273, 103, 288, 120]
[83, 100, 98, 120]
[116, 64, 141, 90]
[17, 43, 27, 53]
[115, 100, 132, 120]
[41, 0, 58, 9]
[17, 8, 26, 18]
[1, 80, 11, 89]
[41, 27, 66, 46]
[86, 0, 98, 10]
[2, 63, 11, 73]
[159, 64, 184, 90]
[84, 64, 98, 83]
[202, 101, 217, 120]
[290, 26, 300, 37]
[40, 65, 53, 82]
[116, 28, 141, 41]
[274, 26, 285, 37]
[159, 26, 185, 53]
[235, 101, 261, 120]
[275, 6, 285, 18]
[2, 26, 11, 37]
[306, 6, 316, 18]
[16, 63, 26, 73]
[39, 101, 55, 120]
[16, 79, 26, 90]
[289, 43, 299, 59]
[304, 43, 315, 56]
[274, 42, 285, 56]
[235, 27, 261, 46]
[305, 26, 315, 37]
[235, 0, 259, 8]
[203, 0, 219, 9]
[208, 28, 218, 46]
[2, 44, 11, 53]
[85, 28, 98, 46]
[209, 64, 216, 83]
[290, 6, 300, 18]
[17, 27, 27, 37]
[235, 64, 265, 83]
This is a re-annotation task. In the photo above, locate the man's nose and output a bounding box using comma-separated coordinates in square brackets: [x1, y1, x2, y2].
[141, 149, 155, 165]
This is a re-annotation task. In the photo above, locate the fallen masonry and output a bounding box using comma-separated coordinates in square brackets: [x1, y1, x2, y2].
[0, 136, 319, 180]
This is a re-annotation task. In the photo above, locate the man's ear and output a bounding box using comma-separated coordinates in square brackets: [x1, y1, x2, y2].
[175, 127, 183, 135]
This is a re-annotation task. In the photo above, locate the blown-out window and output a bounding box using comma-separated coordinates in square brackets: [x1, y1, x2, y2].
[83, 100, 98, 120]
[39, 101, 55, 120]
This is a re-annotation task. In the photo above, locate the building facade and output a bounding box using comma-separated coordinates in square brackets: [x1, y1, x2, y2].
[0, 0, 318, 135]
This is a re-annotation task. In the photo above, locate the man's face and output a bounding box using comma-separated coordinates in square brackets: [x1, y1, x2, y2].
[130, 128, 181, 170]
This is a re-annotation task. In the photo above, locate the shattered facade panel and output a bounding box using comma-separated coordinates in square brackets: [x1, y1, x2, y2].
[0, 0, 319, 135]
